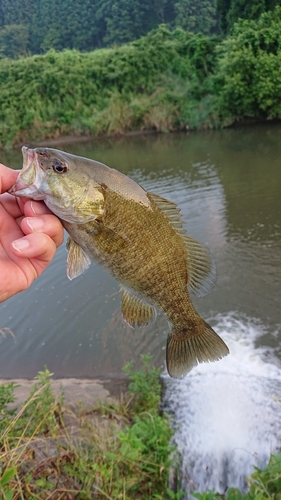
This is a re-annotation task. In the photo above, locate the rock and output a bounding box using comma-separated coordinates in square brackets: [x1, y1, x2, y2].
[0, 378, 112, 413]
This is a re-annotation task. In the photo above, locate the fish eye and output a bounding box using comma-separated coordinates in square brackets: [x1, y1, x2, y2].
[52, 159, 68, 174]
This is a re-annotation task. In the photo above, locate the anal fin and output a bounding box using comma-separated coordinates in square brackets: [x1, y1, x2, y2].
[121, 287, 157, 328]
[66, 237, 91, 280]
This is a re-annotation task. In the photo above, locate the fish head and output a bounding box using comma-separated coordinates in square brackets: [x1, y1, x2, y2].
[9, 146, 104, 223]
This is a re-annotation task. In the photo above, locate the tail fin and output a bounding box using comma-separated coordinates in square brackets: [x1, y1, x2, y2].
[166, 320, 229, 378]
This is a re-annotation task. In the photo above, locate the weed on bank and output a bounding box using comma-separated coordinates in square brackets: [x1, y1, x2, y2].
[0, 357, 280, 499]
[0, 356, 183, 499]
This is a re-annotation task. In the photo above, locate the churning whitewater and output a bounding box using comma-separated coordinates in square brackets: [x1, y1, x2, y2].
[163, 313, 281, 496]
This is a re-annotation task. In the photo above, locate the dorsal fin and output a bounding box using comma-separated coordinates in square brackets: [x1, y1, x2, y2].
[147, 192, 186, 234]
[183, 235, 216, 297]
[148, 192, 216, 297]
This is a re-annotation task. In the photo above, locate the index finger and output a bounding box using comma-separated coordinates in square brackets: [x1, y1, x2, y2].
[0, 164, 19, 194]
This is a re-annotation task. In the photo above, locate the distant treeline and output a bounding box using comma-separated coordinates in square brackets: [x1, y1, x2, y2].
[0, 0, 280, 58]
[0, 7, 281, 148]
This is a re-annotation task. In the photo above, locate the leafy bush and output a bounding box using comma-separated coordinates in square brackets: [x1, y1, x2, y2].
[0, 26, 218, 148]
[1, 8, 281, 149]
[214, 7, 281, 122]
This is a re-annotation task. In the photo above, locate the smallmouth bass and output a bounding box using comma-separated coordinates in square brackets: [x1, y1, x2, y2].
[10, 147, 229, 377]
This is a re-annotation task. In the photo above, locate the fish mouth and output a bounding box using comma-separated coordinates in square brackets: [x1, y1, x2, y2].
[8, 147, 46, 200]
[22, 145, 34, 164]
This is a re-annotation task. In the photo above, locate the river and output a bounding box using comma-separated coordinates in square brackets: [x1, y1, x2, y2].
[1, 123, 281, 494]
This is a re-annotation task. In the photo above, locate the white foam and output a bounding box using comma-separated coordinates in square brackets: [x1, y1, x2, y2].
[163, 313, 281, 496]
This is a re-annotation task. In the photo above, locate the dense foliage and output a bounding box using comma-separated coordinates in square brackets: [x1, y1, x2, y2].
[217, 0, 281, 33]
[0, 6, 281, 148]
[0, 0, 212, 57]
[0, 0, 280, 57]
[215, 7, 281, 120]
[0, 26, 219, 147]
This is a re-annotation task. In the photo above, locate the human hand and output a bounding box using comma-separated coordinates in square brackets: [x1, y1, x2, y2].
[0, 163, 64, 302]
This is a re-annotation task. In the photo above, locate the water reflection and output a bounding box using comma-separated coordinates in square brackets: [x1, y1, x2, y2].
[0, 124, 280, 378]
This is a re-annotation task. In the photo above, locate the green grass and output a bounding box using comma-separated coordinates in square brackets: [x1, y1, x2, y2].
[0, 357, 184, 499]
[0, 358, 280, 499]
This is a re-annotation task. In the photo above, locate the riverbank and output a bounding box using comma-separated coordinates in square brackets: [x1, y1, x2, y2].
[1, 8, 281, 150]
[20, 117, 281, 152]
[20, 128, 159, 149]
[1, 366, 280, 499]
[0, 376, 128, 412]
[0, 359, 179, 499]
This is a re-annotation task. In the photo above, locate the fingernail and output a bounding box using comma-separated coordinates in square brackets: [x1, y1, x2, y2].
[26, 217, 44, 231]
[12, 239, 30, 252]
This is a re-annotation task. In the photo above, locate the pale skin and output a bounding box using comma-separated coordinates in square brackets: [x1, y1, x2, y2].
[0, 163, 64, 302]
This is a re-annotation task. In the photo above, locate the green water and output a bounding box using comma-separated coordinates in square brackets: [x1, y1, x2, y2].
[0, 123, 280, 378]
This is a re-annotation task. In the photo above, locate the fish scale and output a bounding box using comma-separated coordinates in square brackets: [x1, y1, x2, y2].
[9, 146, 229, 378]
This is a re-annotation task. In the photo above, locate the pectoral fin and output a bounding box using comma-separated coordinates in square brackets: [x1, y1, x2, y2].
[66, 237, 91, 280]
[121, 287, 157, 328]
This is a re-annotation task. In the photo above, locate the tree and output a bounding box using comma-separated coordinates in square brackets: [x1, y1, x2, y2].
[174, 0, 217, 35]
[226, 0, 267, 29]
[0, 24, 29, 58]
[0, 0, 35, 25]
[0, 0, 106, 55]
[151, 0, 176, 24]
[0, 1, 4, 28]
[217, 0, 281, 33]
[216, 0, 231, 32]
[97, 0, 154, 46]
[215, 7, 281, 118]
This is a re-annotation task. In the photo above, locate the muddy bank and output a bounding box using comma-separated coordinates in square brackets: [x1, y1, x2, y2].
[17, 128, 159, 149]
